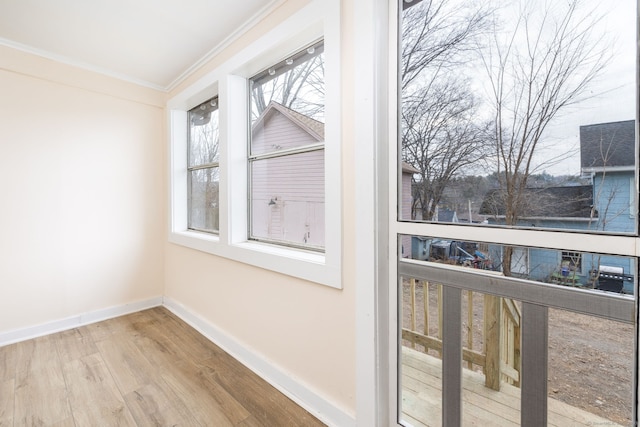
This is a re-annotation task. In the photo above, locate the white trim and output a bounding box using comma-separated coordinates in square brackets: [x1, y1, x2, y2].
[395, 222, 639, 257]
[165, 0, 287, 92]
[0, 297, 163, 347]
[162, 297, 355, 427]
[582, 166, 635, 174]
[0, 1, 287, 92]
[354, 0, 398, 424]
[489, 215, 596, 222]
[631, 176, 636, 219]
[167, 0, 342, 289]
[0, 37, 166, 91]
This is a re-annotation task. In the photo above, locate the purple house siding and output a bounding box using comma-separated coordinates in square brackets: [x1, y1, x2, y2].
[250, 102, 415, 249]
[251, 103, 325, 247]
[252, 109, 320, 154]
[401, 162, 418, 257]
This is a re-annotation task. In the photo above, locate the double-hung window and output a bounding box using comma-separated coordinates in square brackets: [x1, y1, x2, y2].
[188, 97, 220, 233]
[167, 0, 340, 288]
[248, 40, 325, 250]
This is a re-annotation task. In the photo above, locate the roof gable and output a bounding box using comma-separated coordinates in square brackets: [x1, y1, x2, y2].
[580, 120, 635, 170]
[252, 101, 324, 142]
[479, 185, 593, 219]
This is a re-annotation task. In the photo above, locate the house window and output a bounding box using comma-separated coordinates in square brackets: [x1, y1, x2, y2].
[167, 0, 341, 288]
[561, 251, 582, 275]
[188, 97, 219, 233]
[248, 40, 325, 250]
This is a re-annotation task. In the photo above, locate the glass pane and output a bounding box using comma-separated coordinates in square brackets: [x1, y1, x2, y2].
[250, 151, 325, 249]
[188, 167, 219, 232]
[400, 0, 637, 234]
[399, 262, 636, 426]
[250, 41, 325, 156]
[402, 235, 636, 296]
[548, 308, 634, 426]
[188, 98, 219, 167]
[461, 291, 522, 426]
[400, 277, 443, 426]
[399, 281, 525, 426]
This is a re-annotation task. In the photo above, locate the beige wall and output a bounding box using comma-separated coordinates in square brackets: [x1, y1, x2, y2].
[0, 48, 166, 332]
[164, 0, 357, 416]
[0, 0, 358, 418]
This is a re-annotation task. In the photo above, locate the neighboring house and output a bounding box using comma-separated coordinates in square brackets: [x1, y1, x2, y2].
[480, 185, 594, 229]
[251, 101, 325, 247]
[477, 120, 636, 292]
[401, 162, 419, 258]
[581, 120, 636, 233]
[436, 207, 458, 223]
[253, 101, 418, 252]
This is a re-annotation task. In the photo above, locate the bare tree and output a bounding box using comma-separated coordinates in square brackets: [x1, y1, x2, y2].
[401, 0, 493, 220]
[401, 0, 493, 90]
[189, 107, 220, 231]
[403, 78, 489, 220]
[480, 0, 610, 274]
[251, 52, 324, 121]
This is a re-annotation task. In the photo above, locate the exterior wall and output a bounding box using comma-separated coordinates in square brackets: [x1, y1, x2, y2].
[593, 172, 635, 233]
[251, 110, 325, 246]
[488, 246, 634, 293]
[251, 150, 325, 246]
[400, 171, 413, 257]
[252, 109, 318, 153]
[0, 47, 165, 334]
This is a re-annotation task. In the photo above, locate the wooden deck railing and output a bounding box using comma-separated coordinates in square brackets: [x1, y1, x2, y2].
[402, 278, 521, 391]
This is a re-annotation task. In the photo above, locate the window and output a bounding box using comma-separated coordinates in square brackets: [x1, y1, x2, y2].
[394, 0, 638, 425]
[188, 97, 219, 233]
[166, 0, 341, 288]
[248, 40, 325, 250]
[561, 251, 582, 275]
[399, 0, 637, 236]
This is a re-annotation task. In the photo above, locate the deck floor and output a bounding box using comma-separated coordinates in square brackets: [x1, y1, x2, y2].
[401, 347, 625, 427]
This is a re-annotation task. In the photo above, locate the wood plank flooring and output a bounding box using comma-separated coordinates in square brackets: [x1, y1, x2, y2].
[0, 307, 325, 427]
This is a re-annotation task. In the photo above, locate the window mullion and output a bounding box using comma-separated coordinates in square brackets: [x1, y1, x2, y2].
[188, 162, 219, 172]
[249, 142, 324, 161]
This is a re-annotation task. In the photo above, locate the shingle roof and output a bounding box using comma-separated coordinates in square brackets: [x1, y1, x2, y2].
[479, 185, 593, 219]
[580, 120, 635, 170]
[254, 101, 325, 141]
[402, 162, 419, 174]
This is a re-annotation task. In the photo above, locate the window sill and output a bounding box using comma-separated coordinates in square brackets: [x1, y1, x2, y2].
[169, 230, 340, 289]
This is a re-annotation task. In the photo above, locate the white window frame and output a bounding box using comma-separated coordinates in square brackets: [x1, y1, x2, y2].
[247, 40, 326, 251]
[167, 0, 341, 288]
[187, 96, 220, 234]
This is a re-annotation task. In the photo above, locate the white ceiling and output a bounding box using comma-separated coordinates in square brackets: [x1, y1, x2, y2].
[0, 0, 280, 91]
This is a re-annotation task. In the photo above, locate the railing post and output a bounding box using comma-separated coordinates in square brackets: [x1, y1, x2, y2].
[484, 294, 502, 390]
[466, 290, 474, 370]
[410, 278, 416, 348]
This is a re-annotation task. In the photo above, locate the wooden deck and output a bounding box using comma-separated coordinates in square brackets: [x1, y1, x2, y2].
[401, 347, 624, 427]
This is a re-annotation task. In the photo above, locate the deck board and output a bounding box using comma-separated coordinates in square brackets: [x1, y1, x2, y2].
[401, 347, 624, 427]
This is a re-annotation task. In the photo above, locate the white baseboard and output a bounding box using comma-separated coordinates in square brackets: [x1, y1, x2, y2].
[162, 296, 356, 427]
[0, 296, 163, 346]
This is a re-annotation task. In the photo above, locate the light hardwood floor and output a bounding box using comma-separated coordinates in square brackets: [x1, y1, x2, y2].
[0, 307, 325, 426]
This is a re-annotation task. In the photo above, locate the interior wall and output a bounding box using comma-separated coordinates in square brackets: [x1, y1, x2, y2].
[163, 0, 357, 417]
[0, 48, 166, 334]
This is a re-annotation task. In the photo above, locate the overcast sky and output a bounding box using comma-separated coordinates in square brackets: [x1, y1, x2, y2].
[517, 0, 636, 175]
